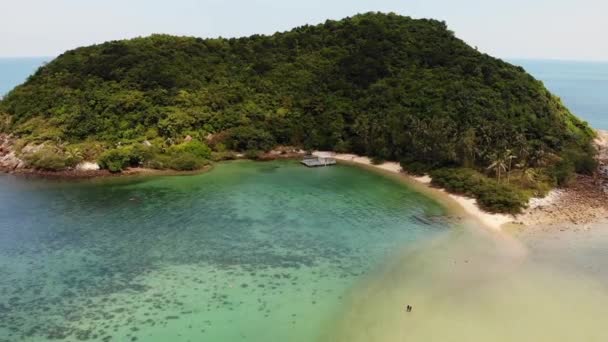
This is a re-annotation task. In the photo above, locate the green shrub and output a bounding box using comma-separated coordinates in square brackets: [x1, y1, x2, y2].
[213, 142, 228, 153]
[31, 154, 67, 171]
[98, 149, 131, 172]
[544, 146, 597, 186]
[370, 156, 385, 165]
[575, 156, 598, 175]
[0, 113, 11, 132]
[69, 141, 105, 161]
[141, 141, 212, 171]
[167, 140, 211, 159]
[168, 153, 208, 171]
[549, 159, 576, 187]
[563, 148, 598, 175]
[430, 168, 529, 214]
[125, 144, 156, 165]
[244, 150, 263, 160]
[144, 154, 171, 170]
[23, 146, 82, 171]
[149, 140, 211, 170]
[211, 151, 237, 162]
[98, 144, 157, 172]
[334, 140, 351, 153]
[225, 127, 275, 152]
[400, 161, 433, 176]
[475, 182, 529, 214]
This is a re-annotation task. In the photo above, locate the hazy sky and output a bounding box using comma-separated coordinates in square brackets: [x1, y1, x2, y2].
[1, 0, 607, 61]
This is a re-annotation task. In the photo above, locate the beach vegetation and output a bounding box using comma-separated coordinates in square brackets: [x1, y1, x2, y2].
[430, 168, 529, 214]
[0, 12, 598, 212]
[23, 145, 82, 171]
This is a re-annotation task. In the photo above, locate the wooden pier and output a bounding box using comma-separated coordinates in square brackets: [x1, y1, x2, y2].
[301, 156, 337, 167]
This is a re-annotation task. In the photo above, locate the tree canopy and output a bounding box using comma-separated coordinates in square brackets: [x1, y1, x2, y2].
[0, 12, 597, 212]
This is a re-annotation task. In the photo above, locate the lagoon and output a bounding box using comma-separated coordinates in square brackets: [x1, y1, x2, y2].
[0, 161, 449, 341]
[2, 161, 608, 341]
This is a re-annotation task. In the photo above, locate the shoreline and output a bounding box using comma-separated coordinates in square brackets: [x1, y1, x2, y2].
[0, 148, 304, 180]
[313, 151, 513, 230]
[0, 165, 216, 180]
[314, 151, 608, 233]
[3, 140, 607, 232]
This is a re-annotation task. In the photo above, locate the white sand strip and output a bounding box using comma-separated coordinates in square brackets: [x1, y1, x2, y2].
[313, 151, 513, 230]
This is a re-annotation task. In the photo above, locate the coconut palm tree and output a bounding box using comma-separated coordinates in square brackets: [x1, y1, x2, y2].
[487, 153, 507, 182]
[505, 149, 516, 183]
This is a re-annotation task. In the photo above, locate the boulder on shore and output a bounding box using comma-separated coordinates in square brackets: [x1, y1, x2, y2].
[76, 162, 101, 171]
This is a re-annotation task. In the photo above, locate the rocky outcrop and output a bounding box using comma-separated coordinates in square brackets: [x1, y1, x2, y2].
[0, 134, 24, 171]
[515, 130, 608, 229]
[595, 130, 608, 186]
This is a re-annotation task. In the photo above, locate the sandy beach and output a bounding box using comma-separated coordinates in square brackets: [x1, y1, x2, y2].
[314, 148, 608, 232]
[313, 151, 514, 230]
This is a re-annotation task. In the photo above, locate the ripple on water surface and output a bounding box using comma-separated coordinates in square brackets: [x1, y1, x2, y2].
[0, 161, 449, 341]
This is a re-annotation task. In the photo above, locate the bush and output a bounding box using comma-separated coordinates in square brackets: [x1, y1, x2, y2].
[564, 148, 598, 175]
[547, 145, 598, 187]
[370, 156, 385, 165]
[144, 155, 170, 170]
[549, 159, 576, 187]
[98, 144, 157, 172]
[0, 113, 11, 132]
[400, 161, 433, 176]
[99, 141, 212, 172]
[225, 127, 275, 152]
[23, 146, 82, 171]
[98, 148, 131, 172]
[70, 141, 105, 161]
[167, 140, 212, 159]
[211, 151, 237, 162]
[430, 168, 529, 214]
[475, 182, 529, 214]
[244, 150, 263, 160]
[168, 153, 209, 171]
[334, 140, 351, 153]
[158, 140, 212, 170]
[126, 144, 156, 165]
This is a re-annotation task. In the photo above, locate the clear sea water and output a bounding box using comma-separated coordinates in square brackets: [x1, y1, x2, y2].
[2, 161, 608, 341]
[2, 57, 608, 341]
[0, 161, 449, 341]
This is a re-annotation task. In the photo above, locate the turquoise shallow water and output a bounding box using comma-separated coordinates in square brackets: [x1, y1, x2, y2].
[0, 161, 450, 341]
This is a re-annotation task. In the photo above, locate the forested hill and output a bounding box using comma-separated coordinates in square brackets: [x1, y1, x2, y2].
[0, 12, 597, 212]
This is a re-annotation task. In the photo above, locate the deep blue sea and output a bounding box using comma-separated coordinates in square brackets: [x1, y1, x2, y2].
[0, 57, 607, 129]
[0, 57, 51, 97]
[510, 59, 608, 129]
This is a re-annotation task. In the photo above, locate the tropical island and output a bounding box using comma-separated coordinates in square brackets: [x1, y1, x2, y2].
[0, 12, 598, 215]
[4, 9, 608, 342]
